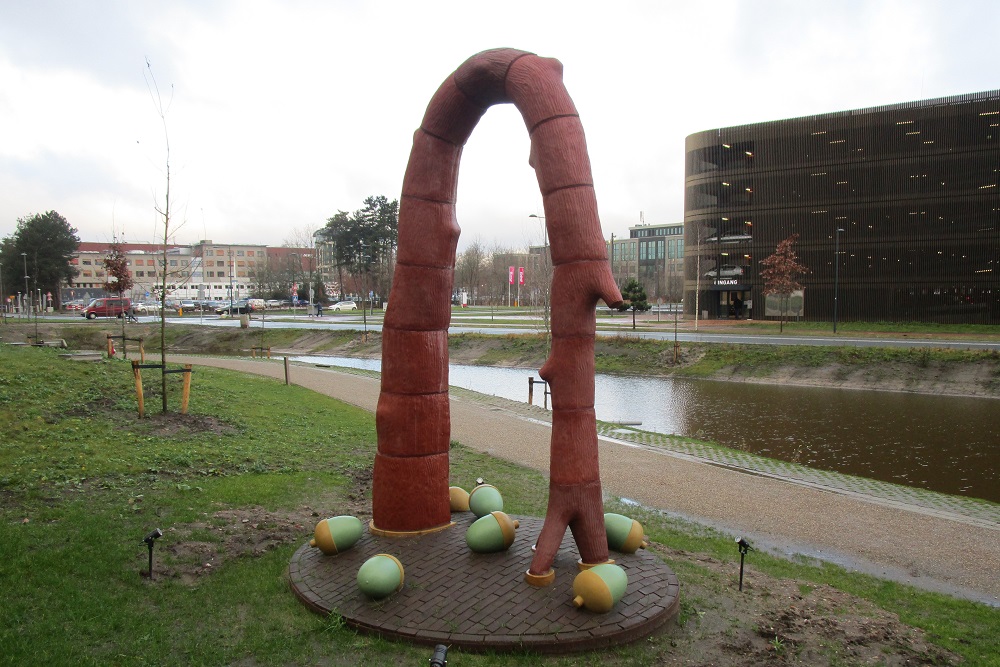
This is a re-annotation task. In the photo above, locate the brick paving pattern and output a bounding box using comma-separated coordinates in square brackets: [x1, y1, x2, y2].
[289, 514, 679, 653]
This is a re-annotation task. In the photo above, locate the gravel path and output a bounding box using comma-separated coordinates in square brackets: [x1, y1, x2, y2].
[170, 354, 1000, 606]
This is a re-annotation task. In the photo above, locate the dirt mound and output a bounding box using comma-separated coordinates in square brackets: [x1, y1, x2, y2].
[651, 543, 960, 666]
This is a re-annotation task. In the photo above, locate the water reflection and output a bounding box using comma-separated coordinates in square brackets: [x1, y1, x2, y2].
[295, 355, 999, 503]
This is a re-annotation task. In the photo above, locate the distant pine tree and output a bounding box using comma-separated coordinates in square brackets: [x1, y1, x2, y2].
[617, 278, 652, 330]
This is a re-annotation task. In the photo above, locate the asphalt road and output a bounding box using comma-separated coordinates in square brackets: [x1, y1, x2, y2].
[19, 311, 1000, 350]
[99, 312, 1000, 351]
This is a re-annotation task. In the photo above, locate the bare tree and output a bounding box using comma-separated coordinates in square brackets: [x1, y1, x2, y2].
[455, 238, 487, 304]
[283, 225, 317, 250]
[145, 58, 183, 413]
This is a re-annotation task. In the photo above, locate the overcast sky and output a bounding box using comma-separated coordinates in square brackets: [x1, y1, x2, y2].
[2, 0, 998, 253]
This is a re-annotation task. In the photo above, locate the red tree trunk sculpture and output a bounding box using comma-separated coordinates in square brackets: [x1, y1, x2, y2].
[373, 48, 623, 584]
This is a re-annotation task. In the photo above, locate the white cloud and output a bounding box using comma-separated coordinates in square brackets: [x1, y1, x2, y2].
[2, 0, 999, 251]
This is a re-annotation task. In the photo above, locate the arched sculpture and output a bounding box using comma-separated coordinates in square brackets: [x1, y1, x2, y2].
[373, 48, 623, 585]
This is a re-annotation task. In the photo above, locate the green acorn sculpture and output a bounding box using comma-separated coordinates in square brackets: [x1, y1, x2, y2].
[604, 513, 649, 554]
[466, 511, 520, 553]
[572, 563, 628, 613]
[309, 515, 364, 555]
[357, 554, 405, 599]
[468, 483, 503, 518]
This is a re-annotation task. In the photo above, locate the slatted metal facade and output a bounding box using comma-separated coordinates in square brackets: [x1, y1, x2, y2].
[684, 90, 1000, 323]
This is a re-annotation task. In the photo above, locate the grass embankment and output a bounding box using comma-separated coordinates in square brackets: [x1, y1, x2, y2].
[449, 332, 1000, 393]
[9, 318, 1000, 399]
[1, 344, 998, 665]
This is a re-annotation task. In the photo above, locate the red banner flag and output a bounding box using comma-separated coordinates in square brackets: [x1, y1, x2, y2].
[518, 267, 525, 285]
[508, 266, 515, 285]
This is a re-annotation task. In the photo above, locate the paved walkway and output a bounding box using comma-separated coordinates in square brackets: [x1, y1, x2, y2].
[170, 354, 1000, 606]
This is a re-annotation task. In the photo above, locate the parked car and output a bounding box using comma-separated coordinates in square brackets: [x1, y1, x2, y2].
[704, 265, 744, 278]
[265, 299, 282, 308]
[82, 297, 132, 319]
[332, 300, 357, 312]
[215, 300, 254, 315]
[63, 300, 86, 311]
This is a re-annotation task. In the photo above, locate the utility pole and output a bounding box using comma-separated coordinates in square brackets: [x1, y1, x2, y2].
[833, 228, 844, 333]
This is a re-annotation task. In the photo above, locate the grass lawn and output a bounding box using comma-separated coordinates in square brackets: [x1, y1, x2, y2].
[1, 344, 997, 666]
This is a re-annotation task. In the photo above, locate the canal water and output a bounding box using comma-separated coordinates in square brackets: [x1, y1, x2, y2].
[295, 355, 999, 504]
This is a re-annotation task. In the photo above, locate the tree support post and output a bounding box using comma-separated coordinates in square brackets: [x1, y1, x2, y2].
[131, 361, 145, 418]
[180, 365, 192, 413]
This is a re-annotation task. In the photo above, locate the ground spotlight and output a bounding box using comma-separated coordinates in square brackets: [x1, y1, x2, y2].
[143, 528, 163, 580]
[429, 644, 448, 666]
[736, 537, 753, 591]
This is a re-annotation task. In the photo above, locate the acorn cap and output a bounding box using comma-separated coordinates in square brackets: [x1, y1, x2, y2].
[449, 486, 470, 512]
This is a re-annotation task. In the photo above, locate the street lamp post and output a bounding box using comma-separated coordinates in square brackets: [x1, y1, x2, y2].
[229, 247, 235, 313]
[528, 214, 550, 344]
[833, 228, 844, 334]
[21, 253, 29, 321]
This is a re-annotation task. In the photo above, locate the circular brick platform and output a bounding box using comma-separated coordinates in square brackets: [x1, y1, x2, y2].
[289, 514, 679, 653]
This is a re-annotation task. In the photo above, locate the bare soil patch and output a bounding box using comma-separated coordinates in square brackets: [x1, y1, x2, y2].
[650, 543, 960, 666]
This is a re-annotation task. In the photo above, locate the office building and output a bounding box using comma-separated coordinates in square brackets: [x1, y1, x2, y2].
[684, 90, 1000, 323]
